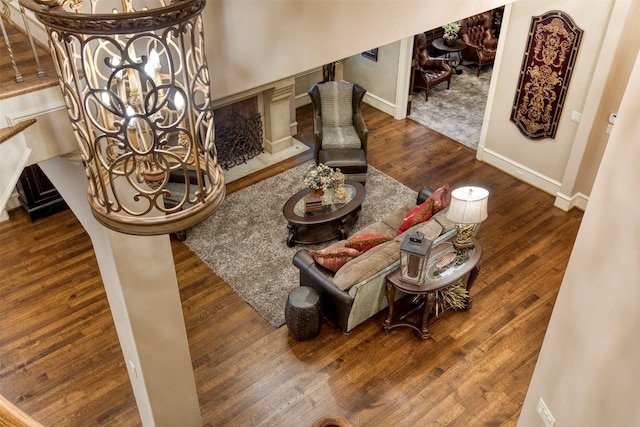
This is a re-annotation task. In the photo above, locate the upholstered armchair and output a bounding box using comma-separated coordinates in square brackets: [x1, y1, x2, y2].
[308, 81, 368, 183]
[458, 11, 498, 76]
[413, 33, 453, 100]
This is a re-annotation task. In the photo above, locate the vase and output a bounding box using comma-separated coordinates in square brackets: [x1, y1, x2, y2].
[443, 32, 458, 46]
[309, 188, 324, 197]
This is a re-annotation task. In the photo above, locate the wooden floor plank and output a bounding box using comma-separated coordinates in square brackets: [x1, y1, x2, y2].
[0, 103, 583, 426]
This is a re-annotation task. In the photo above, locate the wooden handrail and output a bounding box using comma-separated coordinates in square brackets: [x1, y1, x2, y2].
[0, 394, 44, 427]
[0, 118, 37, 145]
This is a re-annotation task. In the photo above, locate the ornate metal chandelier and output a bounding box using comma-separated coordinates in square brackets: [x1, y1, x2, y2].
[20, 0, 225, 235]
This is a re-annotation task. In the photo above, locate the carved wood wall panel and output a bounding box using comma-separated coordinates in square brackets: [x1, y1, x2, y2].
[511, 11, 583, 140]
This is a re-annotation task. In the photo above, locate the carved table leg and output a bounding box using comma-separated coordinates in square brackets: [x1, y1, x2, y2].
[462, 265, 480, 310]
[467, 265, 480, 291]
[286, 223, 298, 247]
[383, 281, 396, 329]
[339, 207, 361, 240]
[338, 220, 348, 241]
[420, 292, 436, 340]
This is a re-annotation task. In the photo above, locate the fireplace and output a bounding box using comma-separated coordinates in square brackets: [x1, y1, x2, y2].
[213, 97, 264, 170]
[210, 76, 308, 181]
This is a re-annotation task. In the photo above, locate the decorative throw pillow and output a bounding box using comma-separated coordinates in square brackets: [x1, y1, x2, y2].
[345, 233, 392, 253]
[309, 247, 361, 272]
[397, 184, 451, 235]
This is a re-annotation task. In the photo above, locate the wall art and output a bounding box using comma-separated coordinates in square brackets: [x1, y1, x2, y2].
[362, 48, 378, 61]
[511, 11, 583, 140]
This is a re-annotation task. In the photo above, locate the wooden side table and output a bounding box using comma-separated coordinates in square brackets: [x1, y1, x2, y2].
[431, 38, 467, 74]
[383, 239, 482, 340]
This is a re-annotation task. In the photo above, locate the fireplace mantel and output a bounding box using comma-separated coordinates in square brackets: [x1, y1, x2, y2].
[213, 76, 300, 154]
[211, 76, 308, 182]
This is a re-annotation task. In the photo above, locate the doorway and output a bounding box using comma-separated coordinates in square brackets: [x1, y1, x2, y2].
[404, 7, 504, 151]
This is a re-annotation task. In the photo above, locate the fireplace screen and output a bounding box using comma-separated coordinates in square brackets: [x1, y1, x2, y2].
[214, 107, 264, 170]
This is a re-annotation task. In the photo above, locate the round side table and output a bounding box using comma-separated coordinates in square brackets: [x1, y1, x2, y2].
[432, 37, 467, 74]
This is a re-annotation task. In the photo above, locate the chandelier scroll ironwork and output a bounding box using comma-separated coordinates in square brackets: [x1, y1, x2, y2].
[19, 0, 225, 235]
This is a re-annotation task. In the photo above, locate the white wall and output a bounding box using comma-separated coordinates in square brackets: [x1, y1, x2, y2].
[518, 49, 640, 427]
[202, 0, 508, 101]
[343, 40, 404, 116]
[479, 0, 614, 196]
[294, 38, 405, 117]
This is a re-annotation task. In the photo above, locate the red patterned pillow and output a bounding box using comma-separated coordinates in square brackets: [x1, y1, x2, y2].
[397, 184, 451, 235]
[309, 247, 361, 272]
[345, 233, 392, 253]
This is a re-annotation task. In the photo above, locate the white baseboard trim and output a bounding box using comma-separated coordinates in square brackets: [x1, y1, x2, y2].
[554, 191, 588, 212]
[0, 189, 23, 223]
[479, 146, 588, 211]
[478, 146, 561, 196]
[363, 92, 395, 116]
[6, 191, 20, 210]
[295, 93, 311, 109]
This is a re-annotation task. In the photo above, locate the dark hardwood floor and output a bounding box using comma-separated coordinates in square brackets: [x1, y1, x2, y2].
[0, 104, 583, 426]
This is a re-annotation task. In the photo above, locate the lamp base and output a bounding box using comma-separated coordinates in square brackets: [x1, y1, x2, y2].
[453, 223, 477, 251]
[452, 240, 475, 251]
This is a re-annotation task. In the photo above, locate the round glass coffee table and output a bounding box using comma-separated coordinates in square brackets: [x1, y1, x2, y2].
[282, 182, 365, 247]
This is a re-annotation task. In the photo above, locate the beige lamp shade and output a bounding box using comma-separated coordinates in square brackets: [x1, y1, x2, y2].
[447, 186, 489, 224]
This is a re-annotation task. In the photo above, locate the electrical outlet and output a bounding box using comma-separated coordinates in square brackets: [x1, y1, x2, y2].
[570, 110, 582, 123]
[537, 398, 556, 427]
[128, 360, 138, 378]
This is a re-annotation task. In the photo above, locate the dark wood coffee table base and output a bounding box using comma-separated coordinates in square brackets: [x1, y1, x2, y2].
[286, 206, 361, 247]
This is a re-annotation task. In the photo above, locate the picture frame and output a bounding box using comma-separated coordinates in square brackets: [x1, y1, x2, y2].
[362, 48, 378, 62]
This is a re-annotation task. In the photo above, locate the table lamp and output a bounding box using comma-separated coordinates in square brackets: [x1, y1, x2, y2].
[446, 186, 489, 250]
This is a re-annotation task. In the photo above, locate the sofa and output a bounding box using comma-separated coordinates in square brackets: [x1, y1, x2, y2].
[292, 185, 456, 334]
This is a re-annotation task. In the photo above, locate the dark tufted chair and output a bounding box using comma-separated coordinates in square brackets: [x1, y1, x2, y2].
[458, 11, 498, 76]
[308, 81, 368, 183]
[413, 33, 453, 101]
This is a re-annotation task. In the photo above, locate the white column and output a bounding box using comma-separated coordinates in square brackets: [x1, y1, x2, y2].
[262, 77, 295, 154]
[0, 127, 31, 222]
[39, 157, 202, 427]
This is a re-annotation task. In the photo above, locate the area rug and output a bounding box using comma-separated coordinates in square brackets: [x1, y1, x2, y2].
[409, 63, 491, 150]
[185, 163, 417, 328]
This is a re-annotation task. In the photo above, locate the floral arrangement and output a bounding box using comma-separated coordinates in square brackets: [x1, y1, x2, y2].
[442, 22, 460, 35]
[303, 163, 336, 190]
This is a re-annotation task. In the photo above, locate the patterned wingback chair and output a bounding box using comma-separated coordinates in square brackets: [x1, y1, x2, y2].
[413, 33, 453, 100]
[458, 11, 498, 76]
[308, 81, 368, 183]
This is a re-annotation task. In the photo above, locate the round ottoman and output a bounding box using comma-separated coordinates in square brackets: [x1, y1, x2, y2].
[285, 286, 322, 341]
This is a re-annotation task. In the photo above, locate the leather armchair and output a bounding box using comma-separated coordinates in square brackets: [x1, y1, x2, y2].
[458, 11, 498, 76]
[413, 33, 452, 100]
[308, 81, 368, 183]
